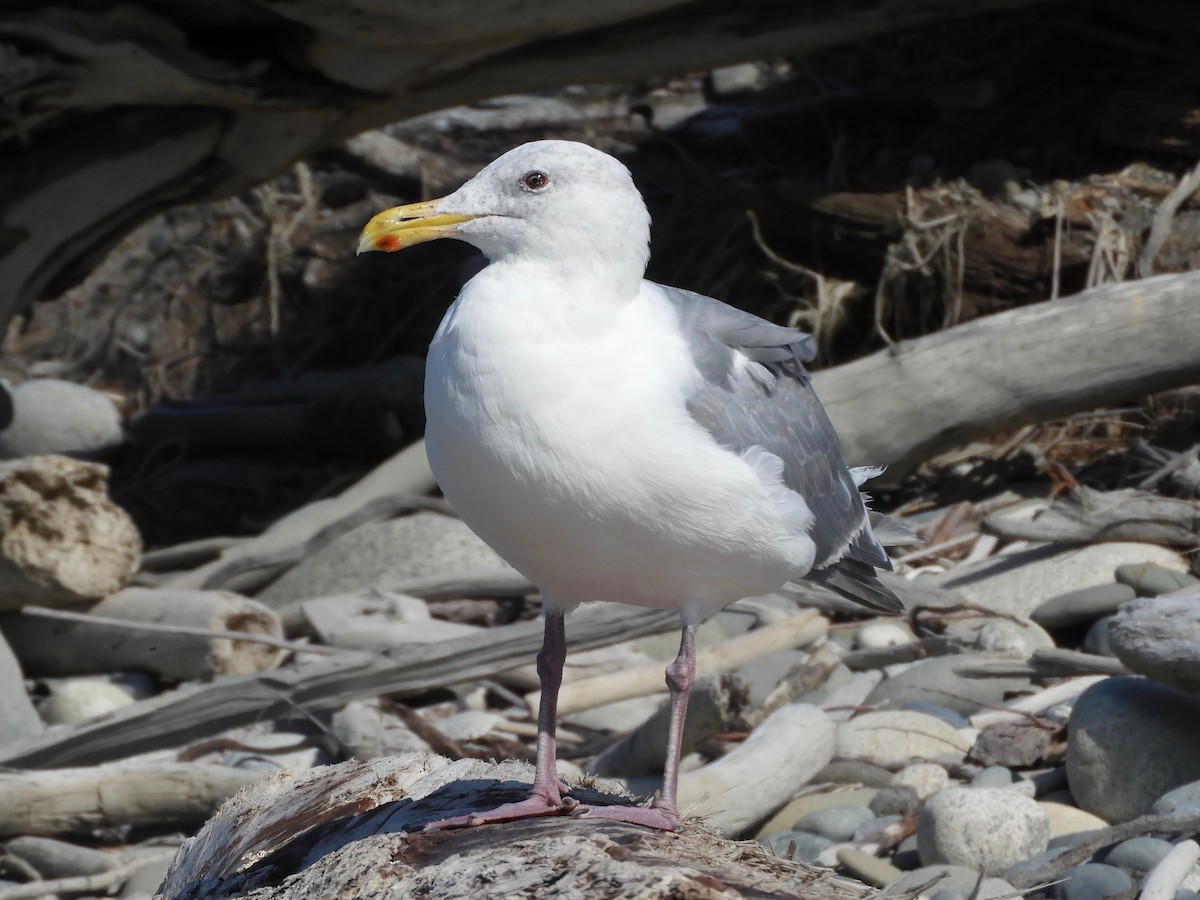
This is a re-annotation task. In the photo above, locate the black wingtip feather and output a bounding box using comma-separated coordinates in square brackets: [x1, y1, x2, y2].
[807, 558, 906, 615]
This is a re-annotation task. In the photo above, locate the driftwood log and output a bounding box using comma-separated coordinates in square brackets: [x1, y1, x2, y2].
[0, 603, 676, 769]
[157, 754, 870, 900]
[0, 0, 1064, 338]
[815, 270, 1200, 477]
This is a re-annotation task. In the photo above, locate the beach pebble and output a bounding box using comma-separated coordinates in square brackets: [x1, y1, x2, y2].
[886, 864, 1018, 899]
[1051, 863, 1133, 899]
[793, 806, 875, 842]
[972, 619, 1053, 656]
[855, 621, 914, 650]
[754, 788, 879, 838]
[1031, 583, 1136, 629]
[258, 512, 515, 604]
[1082, 616, 1116, 656]
[1152, 780, 1200, 816]
[932, 542, 1191, 618]
[1108, 595, 1200, 693]
[1039, 802, 1108, 840]
[0, 379, 123, 459]
[835, 847, 902, 887]
[1067, 676, 1200, 821]
[870, 785, 920, 817]
[837, 710, 972, 764]
[1104, 835, 1175, 872]
[1115, 563, 1200, 597]
[892, 763, 950, 800]
[918, 787, 1049, 875]
[813, 760, 895, 788]
[760, 830, 833, 863]
[40, 678, 136, 725]
[970, 766, 1016, 789]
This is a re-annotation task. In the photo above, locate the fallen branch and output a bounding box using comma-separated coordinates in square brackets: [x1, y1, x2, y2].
[816, 271, 1200, 478]
[0, 603, 676, 769]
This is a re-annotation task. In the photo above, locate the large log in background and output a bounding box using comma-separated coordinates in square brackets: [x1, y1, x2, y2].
[0, 0, 1080, 338]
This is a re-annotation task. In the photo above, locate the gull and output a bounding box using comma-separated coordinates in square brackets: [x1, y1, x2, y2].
[358, 140, 909, 831]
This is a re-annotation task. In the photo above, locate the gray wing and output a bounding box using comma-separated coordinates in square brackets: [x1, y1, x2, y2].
[661, 285, 904, 613]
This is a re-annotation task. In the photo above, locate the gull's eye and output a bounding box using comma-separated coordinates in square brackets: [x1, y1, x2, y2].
[520, 171, 550, 191]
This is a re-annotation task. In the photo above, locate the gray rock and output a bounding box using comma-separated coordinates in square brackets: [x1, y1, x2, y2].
[887, 864, 1018, 900]
[1109, 595, 1200, 692]
[0, 379, 123, 459]
[892, 763, 950, 800]
[932, 542, 1191, 619]
[1032, 583, 1136, 629]
[835, 846, 903, 888]
[258, 512, 515, 604]
[1104, 835, 1175, 872]
[793, 805, 875, 842]
[1051, 863, 1133, 899]
[918, 787, 1049, 875]
[870, 785, 920, 817]
[867, 656, 1035, 716]
[972, 619, 1054, 656]
[0, 631, 41, 746]
[1068, 676, 1200, 821]
[1082, 615, 1116, 656]
[1116, 563, 1200, 597]
[734, 648, 809, 708]
[1152, 779, 1200, 816]
[854, 814, 900, 842]
[971, 766, 1015, 789]
[760, 830, 833, 863]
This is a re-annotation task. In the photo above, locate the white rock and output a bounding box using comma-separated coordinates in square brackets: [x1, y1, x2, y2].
[0, 380, 123, 459]
[837, 710, 973, 764]
[435, 711, 504, 742]
[933, 542, 1191, 619]
[855, 622, 914, 651]
[892, 762, 950, 800]
[1039, 801, 1108, 839]
[918, 786, 1050, 875]
[973, 619, 1055, 656]
[41, 678, 135, 725]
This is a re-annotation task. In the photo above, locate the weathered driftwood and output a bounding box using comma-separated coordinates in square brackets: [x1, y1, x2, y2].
[815, 271, 1200, 477]
[1108, 592, 1200, 693]
[983, 485, 1200, 548]
[0, 456, 141, 610]
[530, 609, 827, 717]
[2, 588, 286, 680]
[158, 754, 868, 900]
[1, 0, 1061, 340]
[0, 763, 266, 838]
[954, 647, 1130, 679]
[4, 835, 119, 878]
[0, 603, 676, 769]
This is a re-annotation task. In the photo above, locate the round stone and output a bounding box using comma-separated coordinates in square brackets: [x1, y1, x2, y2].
[1067, 676, 1200, 821]
[1051, 863, 1133, 899]
[1151, 779, 1200, 816]
[918, 787, 1050, 876]
[892, 763, 950, 800]
[1104, 835, 1175, 872]
[793, 805, 875, 842]
[1032, 583, 1137, 629]
[870, 785, 920, 817]
[970, 766, 1015, 789]
[760, 830, 833, 863]
[1039, 802, 1108, 840]
[1115, 563, 1199, 597]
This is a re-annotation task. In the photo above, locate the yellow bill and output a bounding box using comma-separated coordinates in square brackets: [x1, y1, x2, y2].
[357, 199, 477, 254]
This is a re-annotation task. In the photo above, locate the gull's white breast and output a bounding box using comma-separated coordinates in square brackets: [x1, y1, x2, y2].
[423, 264, 814, 620]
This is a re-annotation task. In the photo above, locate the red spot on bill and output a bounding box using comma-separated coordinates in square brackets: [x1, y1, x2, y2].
[376, 234, 401, 252]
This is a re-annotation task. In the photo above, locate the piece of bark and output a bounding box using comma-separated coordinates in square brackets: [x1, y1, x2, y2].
[532, 610, 827, 718]
[0, 603, 677, 769]
[0, 763, 266, 838]
[588, 673, 749, 777]
[1, 588, 285, 680]
[983, 485, 1200, 548]
[0, 456, 141, 610]
[1107, 591, 1200, 693]
[158, 754, 869, 900]
[815, 271, 1200, 478]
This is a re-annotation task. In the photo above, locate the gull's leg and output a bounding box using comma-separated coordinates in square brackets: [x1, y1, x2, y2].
[576, 620, 697, 831]
[423, 608, 575, 830]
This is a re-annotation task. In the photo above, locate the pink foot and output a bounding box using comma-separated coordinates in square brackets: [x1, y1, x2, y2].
[573, 803, 681, 832]
[423, 792, 579, 832]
